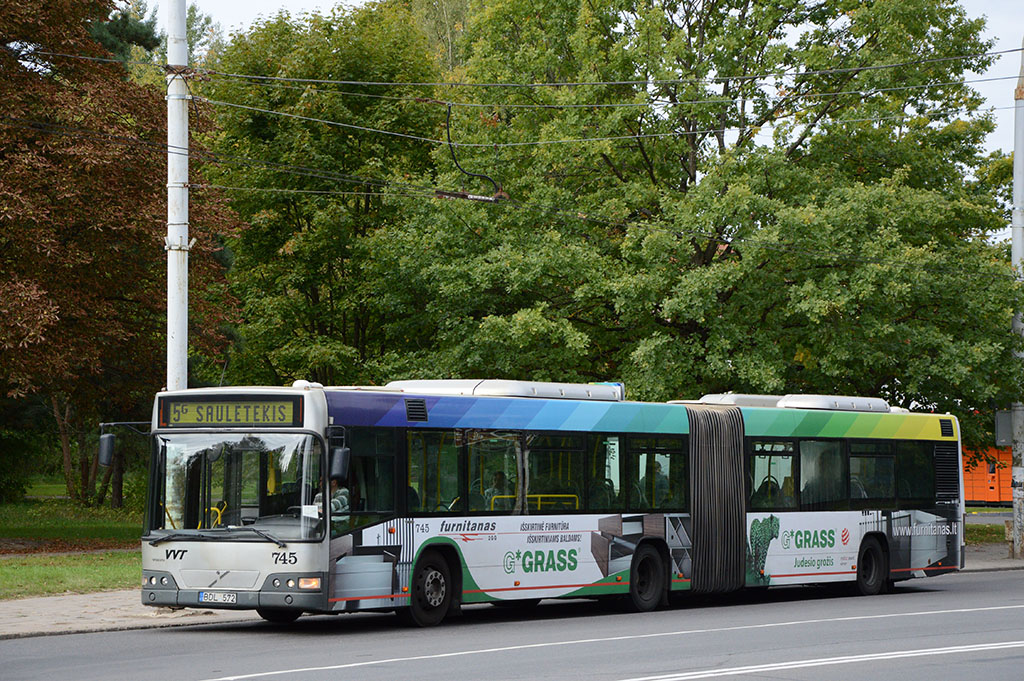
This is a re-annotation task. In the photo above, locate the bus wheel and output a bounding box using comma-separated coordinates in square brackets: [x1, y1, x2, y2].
[256, 607, 301, 624]
[855, 537, 887, 596]
[404, 549, 452, 627]
[627, 544, 665, 612]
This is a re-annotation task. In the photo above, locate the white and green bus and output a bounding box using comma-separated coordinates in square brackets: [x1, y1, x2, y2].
[131, 379, 963, 625]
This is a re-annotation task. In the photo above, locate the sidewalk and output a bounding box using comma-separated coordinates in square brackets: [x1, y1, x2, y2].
[1, 544, 1019, 640]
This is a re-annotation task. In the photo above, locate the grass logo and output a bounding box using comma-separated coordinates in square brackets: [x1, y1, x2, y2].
[781, 528, 836, 549]
[503, 549, 578, 574]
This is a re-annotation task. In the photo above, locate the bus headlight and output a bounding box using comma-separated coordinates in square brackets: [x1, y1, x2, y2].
[298, 578, 320, 590]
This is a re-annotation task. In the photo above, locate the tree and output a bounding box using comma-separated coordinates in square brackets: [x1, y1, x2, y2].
[88, 0, 160, 63]
[362, 0, 1022, 452]
[411, 0, 470, 71]
[0, 0, 238, 502]
[204, 1, 444, 386]
[125, 2, 227, 87]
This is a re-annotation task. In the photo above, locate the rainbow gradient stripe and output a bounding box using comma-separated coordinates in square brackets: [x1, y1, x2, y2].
[325, 392, 958, 442]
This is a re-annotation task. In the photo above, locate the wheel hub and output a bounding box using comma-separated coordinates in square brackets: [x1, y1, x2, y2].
[423, 568, 446, 608]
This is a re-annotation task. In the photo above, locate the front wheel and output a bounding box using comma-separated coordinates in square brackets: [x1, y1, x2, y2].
[402, 549, 452, 627]
[256, 607, 301, 624]
[855, 536, 888, 596]
[627, 544, 666, 612]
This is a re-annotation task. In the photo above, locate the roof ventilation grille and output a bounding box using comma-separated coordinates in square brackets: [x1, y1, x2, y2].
[405, 398, 428, 422]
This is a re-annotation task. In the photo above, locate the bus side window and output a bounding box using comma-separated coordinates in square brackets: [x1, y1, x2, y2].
[849, 442, 896, 510]
[626, 437, 687, 512]
[407, 431, 462, 514]
[587, 434, 623, 511]
[465, 430, 519, 513]
[799, 440, 846, 511]
[748, 440, 796, 510]
[895, 441, 934, 508]
[524, 434, 584, 512]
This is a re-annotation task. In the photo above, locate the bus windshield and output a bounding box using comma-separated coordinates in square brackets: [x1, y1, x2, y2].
[150, 432, 324, 541]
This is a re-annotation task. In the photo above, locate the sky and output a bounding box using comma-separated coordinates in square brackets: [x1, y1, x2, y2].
[180, 0, 1023, 153]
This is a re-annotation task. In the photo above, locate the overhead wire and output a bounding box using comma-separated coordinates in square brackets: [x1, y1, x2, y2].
[214, 73, 1022, 111]
[16, 44, 1021, 92]
[200, 46, 1024, 89]
[3, 107, 1015, 284]
[196, 94, 1016, 150]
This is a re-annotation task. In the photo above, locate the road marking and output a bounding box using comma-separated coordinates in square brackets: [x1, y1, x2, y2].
[615, 640, 1024, 680]
[199, 604, 1024, 681]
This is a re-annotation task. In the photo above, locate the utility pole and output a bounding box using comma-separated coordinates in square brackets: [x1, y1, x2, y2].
[1012, 36, 1024, 560]
[166, 0, 190, 392]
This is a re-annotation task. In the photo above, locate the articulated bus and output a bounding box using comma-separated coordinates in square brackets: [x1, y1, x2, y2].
[136, 379, 964, 625]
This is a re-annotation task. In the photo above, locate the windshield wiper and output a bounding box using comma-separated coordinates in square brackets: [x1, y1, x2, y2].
[225, 526, 287, 548]
[148, 532, 216, 546]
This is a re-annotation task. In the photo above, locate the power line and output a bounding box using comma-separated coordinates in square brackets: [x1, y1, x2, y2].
[8, 47, 165, 70]
[193, 184, 438, 200]
[218, 72, 1021, 112]
[0, 115, 456, 198]
[197, 97, 444, 146]
[4, 115, 1013, 284]
[198, 93, 1014, 150]
[18, 44, 1019, 90]
[201, 47, 1023, 89]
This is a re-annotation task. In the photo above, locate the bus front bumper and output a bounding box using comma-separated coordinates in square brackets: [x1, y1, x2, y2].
[141, 570, 327, 612]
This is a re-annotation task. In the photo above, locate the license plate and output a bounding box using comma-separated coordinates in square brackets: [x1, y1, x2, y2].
[199, 591, 237, 604]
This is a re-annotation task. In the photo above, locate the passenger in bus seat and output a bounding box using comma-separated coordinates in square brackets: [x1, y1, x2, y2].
[642, 462, 670, 507]
[485, 471, 510, 510]
[781, 476, 796, 507]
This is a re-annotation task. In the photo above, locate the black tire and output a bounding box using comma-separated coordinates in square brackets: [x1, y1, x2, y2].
[256, 607, 301, 624]
[627, 544, 666, 612]
[855, 536, 888, 596]
[402, 549, 452, 627]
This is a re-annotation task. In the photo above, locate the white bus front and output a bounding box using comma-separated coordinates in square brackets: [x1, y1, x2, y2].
[141, 389, 331, 622]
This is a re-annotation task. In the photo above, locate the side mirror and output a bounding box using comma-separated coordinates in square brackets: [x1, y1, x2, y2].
[98, 433, 116, 467]
[329, 446, 350, 486]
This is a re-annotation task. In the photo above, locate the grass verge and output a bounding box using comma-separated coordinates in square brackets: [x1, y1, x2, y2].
[0, 551, 141, 600]
[965, 523, 1007, 545]
[0, 498, 142, 543]
[25, 476, 68, 498]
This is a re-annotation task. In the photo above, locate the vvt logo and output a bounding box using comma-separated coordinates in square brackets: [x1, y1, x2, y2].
[841, 528, 850, 545]
[165, 549, 188, 560]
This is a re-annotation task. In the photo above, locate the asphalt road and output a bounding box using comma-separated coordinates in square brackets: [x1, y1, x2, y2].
[4, 571, 1023, 681]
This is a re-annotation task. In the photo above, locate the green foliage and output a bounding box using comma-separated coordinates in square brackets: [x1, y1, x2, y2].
[121, 468, 148, 515]
[88, 0, 160, 62]
[205, 2, 444, 386]
[202, 0, 1020, 454]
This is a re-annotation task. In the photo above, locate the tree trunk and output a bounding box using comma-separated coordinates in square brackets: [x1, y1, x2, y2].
[51, 396, 77, 500]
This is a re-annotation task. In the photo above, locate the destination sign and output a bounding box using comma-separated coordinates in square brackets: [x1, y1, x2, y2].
[159, 398, 302, 428]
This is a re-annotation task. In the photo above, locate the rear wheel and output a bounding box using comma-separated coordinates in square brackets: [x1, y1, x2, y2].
[401, 549, 452, 627]
[627, 544, 665, 612]
[855, 536, 887, 596]
[256, 607, 301, 624]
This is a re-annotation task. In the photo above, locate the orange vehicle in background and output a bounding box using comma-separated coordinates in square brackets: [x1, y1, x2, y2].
[963, 447, 1012, 505]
